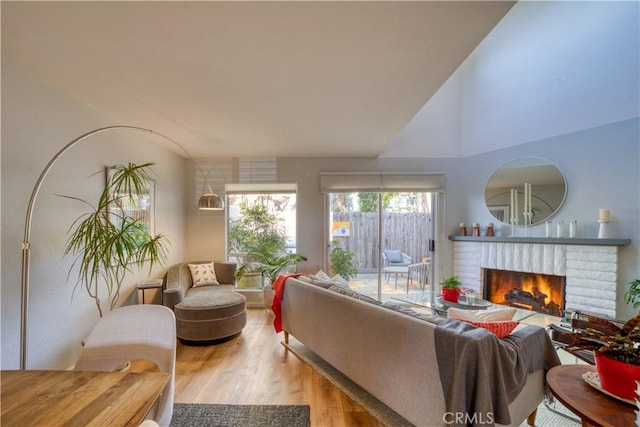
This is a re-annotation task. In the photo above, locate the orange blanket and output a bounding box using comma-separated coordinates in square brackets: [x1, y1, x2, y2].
[271, 273, 301, 333]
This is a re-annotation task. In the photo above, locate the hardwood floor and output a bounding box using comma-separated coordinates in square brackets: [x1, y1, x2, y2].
[172, 307, 384, 427]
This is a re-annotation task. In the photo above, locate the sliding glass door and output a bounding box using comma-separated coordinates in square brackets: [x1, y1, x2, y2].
[326, 190, 435, 301]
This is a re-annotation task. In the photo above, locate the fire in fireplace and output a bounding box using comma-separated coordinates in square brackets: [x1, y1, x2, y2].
[484, 269, 565, 316]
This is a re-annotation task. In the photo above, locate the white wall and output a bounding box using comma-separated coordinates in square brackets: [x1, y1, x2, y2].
[382, 0, 640, 158]
[456, 119, 639, 319]
[1, 61, 187, 369]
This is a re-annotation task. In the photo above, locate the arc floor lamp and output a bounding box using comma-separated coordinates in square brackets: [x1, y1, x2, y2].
[20, 125, 223, 369]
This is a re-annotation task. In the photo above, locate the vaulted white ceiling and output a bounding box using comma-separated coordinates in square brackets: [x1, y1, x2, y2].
[2, 1, 515, 158]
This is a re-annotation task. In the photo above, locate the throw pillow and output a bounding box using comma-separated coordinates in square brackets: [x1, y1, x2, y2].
[448, 307, 516, 322]
[312, 270, 331, 281]
[384, 250, 403, 263]
[188, 262, 219, 287]
[460, 319, 519, 338]
[330, 274, 348, 286]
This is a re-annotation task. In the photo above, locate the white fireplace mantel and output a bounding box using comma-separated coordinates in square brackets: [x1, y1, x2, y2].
[449, 236, 631, 318]
[449, 236, 631, 246]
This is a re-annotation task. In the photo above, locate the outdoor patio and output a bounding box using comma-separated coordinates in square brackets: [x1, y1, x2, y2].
[346, 272, 432, 302]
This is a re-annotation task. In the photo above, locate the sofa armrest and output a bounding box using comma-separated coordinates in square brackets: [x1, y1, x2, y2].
[163, 263, 192, 310]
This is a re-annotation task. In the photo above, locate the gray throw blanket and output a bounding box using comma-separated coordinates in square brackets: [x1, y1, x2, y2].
[434, 319, 560, 427]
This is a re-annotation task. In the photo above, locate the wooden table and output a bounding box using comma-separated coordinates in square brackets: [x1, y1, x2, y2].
[546, 365, 636, 427]
[1, 370, 169, 426]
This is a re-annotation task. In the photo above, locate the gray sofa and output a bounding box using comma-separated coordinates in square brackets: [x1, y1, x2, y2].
[279, 276, 559, 427]
[163, 261, 246, 344]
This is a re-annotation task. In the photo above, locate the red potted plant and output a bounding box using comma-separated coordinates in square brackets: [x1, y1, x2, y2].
[564, 313, 640, 401]
[441, 275, 462, 303]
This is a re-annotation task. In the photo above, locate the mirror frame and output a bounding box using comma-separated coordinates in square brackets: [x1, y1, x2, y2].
[484, 157, 567, 226]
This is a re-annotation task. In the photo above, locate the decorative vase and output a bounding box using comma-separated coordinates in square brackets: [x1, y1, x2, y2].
[442, 288, 461, 303]
[595, 352, 640, 400]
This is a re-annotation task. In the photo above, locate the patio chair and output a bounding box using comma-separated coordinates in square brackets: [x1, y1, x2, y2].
[407, 262, 430, 293]
[382, 250, 412, 267]
[382, 250, 412, 282]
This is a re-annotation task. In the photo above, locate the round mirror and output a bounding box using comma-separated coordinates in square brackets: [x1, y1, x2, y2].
[485, 158, 566, 225]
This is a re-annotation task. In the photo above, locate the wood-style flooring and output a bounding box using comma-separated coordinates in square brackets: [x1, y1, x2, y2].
[172, 307, 384, 427]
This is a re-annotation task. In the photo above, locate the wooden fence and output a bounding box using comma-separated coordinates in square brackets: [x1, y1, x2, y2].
[332, 212, 432, 271]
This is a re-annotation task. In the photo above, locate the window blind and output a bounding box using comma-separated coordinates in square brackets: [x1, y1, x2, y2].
[320, 172, 444, 193]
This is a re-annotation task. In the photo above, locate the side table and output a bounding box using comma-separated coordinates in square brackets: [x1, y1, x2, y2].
[546, 364, 636, 427]
[138, 279, 164, 304]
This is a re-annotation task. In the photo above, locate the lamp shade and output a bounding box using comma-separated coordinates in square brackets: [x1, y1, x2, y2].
[198, 192, 224, 210]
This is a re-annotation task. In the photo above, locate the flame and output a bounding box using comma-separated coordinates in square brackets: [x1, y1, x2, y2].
[485, 269, 564, 315]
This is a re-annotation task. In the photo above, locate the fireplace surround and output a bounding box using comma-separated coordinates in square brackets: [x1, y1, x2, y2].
[451, 236, 630, 318]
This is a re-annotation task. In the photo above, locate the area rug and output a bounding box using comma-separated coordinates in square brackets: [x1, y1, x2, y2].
[283, 340, 580, 427]
[171, 403, 310, 427]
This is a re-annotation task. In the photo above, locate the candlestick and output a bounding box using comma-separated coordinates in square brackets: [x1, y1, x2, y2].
[486, 222, 494, 237]
[545, 221, 552, 238]
[557, 220, 564, 238]
[598, 219, 611, 238]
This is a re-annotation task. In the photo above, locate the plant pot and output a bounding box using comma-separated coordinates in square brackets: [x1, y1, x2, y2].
[595, 351, 640, 400]
[442, 288, 461, 303]
[263, 288, 274, 307]
[237, 272, 263, 289]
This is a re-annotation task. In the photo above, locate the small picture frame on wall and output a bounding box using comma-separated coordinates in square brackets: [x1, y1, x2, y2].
[488, 205, 509, 223]
[106, 167, 155, 237]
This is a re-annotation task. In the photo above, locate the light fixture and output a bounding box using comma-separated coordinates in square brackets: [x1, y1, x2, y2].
[198, 190, 224, 210]
[20, 125, 220, 369]
[195, 164, 225, 211]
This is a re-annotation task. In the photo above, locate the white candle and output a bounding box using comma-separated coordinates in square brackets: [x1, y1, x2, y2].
[510, 189, 514, 219]
[599, 208, 610, 222]
[528, 183, 533, 213]
[523, 183, 528, 214]
[514, 189, 519, 219]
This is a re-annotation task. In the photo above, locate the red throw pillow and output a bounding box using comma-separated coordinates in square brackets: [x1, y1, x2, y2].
[461, 319, 519, 338]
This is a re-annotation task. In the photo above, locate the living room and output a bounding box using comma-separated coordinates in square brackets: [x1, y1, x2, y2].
[2, 1, 639, 425]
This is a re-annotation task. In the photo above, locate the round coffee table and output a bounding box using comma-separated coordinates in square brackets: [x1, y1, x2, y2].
[546, 364, 636, 427]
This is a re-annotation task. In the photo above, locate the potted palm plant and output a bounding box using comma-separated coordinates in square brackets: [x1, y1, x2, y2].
[441, 275, 462, 303]
[329, 240, 358, 282]
[61, 162, 169, 317]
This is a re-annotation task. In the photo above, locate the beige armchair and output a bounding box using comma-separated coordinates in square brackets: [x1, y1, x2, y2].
[163, 261, 247, 345]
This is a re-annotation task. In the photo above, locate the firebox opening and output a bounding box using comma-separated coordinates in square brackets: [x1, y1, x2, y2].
[483, 269, 565, 316]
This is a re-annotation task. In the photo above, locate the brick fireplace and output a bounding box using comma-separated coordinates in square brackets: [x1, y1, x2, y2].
[452, 239, 625, 318]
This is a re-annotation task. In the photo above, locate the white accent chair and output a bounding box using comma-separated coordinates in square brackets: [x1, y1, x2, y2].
[74, 305, 176, 426]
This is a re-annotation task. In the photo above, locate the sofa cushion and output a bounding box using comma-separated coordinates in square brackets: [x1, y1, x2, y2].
[448, 307, 516, 322]
[459, 319, 520, 338]
[382, 301, 441, 324]
[327, 285, 381, 305]
[188, 262, 219, 287]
